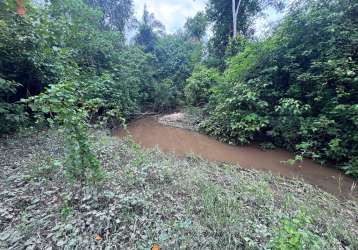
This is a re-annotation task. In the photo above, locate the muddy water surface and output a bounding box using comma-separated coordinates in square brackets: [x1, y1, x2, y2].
[116, 116, 357, 198]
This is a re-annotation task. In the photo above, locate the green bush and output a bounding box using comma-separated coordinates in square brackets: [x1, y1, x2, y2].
[81, 47, 155, 120]
[26, 80, 104, 184]
[152, 78, 177, 112]
[0, 78, 27, 134]
[270, 210, 323, 250]
[184, 65, 219, 106]
[150, 34, 204, 108]
[201, 80, 269, 144]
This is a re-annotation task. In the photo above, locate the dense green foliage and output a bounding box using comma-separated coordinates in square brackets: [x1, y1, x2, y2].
[85, 0, 134, 32]
[152, 34, 203, 110]
[199, 0, 358, 176]
[0, 0, 201, 133]
[0, 78, 27, 133]
[1, 0, 356, 178]
[185, 65, 219, 106]
[269, 210, 323, 249]
[0, 0, 201, 187]
[184, 11, 208, 42]
[206, 0, 283, 68]
[26, 79, 104, 184]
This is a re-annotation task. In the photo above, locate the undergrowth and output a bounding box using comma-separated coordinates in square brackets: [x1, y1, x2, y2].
[0, 130, 357, 249]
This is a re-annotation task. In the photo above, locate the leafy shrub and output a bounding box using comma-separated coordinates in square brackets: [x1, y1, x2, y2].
[152, 79, 177, 112]
[82, 47, 154, 120]
[184, 65, 219, 106]
[270, 210, 323, 250]
[152, 34, 204, 108]
[26, 80, 104, 184]
[0, 78, 27, 134]
[201, 79, 269, 144]
[0, 0, 79, 101]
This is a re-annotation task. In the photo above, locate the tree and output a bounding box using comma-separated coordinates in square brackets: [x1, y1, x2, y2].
[85, 0, 134, 32]
[184, 65, 219, 106]
[150, 33, 202, 110]
[134, 5, 165, 53]
[184, 11, 208, 41]
[206, 0, 284, 66]
[231, 0, 242, 38]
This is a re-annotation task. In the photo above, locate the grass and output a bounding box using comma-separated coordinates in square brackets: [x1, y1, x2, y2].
[0, 129, 357, 249]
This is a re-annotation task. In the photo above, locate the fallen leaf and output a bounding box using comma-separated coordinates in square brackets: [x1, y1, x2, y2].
[16, 0, 26, 16]
[95, 234, 102, 241]
[151, 243, 160, 250]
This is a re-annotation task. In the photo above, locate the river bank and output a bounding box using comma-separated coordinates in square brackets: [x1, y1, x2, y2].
[0, 129, 357, 249]
[118, 114, 357, 199]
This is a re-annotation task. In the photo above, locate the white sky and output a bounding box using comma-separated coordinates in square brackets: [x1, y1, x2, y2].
[133, 0, 207, 33]
[34, 0, 286, 36]
[133, 0, 286, 35]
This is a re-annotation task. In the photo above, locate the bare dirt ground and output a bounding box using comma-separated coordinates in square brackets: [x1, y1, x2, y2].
[158, 112, 198, 131]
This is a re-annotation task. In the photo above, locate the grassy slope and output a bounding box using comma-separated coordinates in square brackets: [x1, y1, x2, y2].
[0, 130, 357, 249]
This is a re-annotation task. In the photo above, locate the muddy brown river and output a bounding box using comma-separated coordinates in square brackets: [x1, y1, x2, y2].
[116, 116, 357, 199]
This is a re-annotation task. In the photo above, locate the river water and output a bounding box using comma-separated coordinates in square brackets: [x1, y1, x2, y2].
[116, 116, 357, 199]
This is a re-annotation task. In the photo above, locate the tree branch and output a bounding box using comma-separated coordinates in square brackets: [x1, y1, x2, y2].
[235, 0, 242, 16]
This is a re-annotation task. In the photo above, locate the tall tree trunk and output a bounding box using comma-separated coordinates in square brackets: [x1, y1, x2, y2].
[232, 0, 242, 38]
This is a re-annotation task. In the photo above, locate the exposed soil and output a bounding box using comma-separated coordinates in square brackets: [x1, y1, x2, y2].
[116, 116, 357, 199]
[158, 112, 197, 131]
